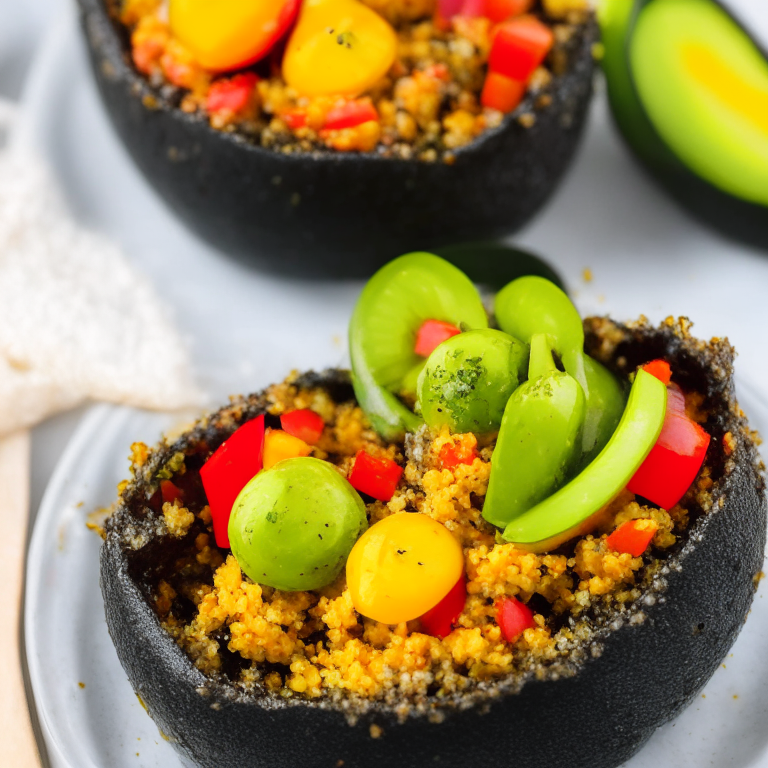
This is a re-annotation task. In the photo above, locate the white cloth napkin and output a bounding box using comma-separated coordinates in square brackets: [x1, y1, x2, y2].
[0, 98, 202, 436]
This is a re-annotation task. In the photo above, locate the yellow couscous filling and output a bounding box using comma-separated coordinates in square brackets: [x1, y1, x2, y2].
[151, 377, 698, 702]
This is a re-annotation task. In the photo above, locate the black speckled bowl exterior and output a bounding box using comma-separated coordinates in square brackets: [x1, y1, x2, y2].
[76, 0, 597, 278]
[101, 320, 766, 768]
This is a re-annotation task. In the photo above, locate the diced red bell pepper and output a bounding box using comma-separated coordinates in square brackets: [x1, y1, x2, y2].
[348, 450, 403, 501]
[496, 596, 535, 643]
[642, 359, 672, 386]
[419, 575, 467, 638]
[283, 109, 308, 130]
[206, 72, 259, 114]
[488, 16, 554, 82]
[606, 519, 659, 557]
[459, 0, 487, 16]
[414, 319, 462, 357]
[280, 409, 325, 445]
[200, 415, 265, 549]
[324, 99, 379, 130]
[481, 71, 527, 112]
[160, 480, 182, 505]
[439, 441, 479, 468]
[435, 0, 485, 28]
[437, 0, 467, 21]
[484, 0, 534, 23]
[627, 385, 711, 510]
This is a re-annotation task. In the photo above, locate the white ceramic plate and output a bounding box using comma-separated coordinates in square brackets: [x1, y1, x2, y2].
[25, 388, 768, 768]
[22, 2, 768, 767]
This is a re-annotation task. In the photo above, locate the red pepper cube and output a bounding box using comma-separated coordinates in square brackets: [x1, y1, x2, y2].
[348, 450, 403, 502]
[496, 596, 535, 643]
[324, 99, 379, 130]
[160, 480, 182, 506]
[439, 441, 479, 469]
[459, 0, 487, 16]
[627, 389, 711, 510]
[481, 71, 527, 113]
[283, 109, 308, 130]
[206, 72, 259, 115]
[436, 0, 465, 25]
[488, 16, 554, 82]
[280, 409, 325, 445]
[642, 359, 672, 386]
[606, 519, 659, 557]
[484, 0, 534, 23]
[419, 575, 467, 639]
[414, 319, 462, 358]
[200, 415, 265, 549]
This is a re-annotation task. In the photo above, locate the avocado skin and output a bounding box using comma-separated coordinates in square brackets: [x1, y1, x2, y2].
[76, 0, 596, 278]
[602, 0, 768, 250]
[101, 324, 766, 768]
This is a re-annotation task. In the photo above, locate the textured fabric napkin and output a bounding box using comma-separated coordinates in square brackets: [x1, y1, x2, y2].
[0, 132, 202, 436]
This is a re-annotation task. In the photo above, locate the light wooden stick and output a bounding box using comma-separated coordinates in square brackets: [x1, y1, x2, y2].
[0, 431, 42, 766]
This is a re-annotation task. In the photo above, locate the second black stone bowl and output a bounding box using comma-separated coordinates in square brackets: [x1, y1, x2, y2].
[76, 0, 597, 278]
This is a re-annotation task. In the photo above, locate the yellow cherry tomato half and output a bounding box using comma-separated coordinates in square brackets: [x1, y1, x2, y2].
[283, 0, 398, 98]
[346, 513, 464, 625]
[169, 0, 301, 72]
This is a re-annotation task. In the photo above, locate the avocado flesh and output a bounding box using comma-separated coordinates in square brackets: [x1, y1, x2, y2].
[502, 369, 667, 553]
[600, 0, 768, 246]
[630, 0, 768, 205]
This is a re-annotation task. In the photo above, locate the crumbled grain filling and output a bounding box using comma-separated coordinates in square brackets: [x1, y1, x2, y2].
[117, 0, 591, 159]
[146, 377, 704, 703]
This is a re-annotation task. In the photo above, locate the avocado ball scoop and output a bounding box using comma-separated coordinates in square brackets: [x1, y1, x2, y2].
[416, 328, 528, 435]
[228, 457, 368, 591]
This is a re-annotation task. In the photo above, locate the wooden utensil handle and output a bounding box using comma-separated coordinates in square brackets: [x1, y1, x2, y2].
[0, 431, 42, 766]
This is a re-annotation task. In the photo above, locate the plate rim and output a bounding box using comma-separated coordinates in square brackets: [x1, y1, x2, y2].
[24, 402, 150, 768]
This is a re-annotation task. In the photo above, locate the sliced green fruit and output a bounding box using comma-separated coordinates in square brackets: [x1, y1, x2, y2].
[502, 368, 666, 553]
[417, 328, 527, 435]
[580, 355, 627, 468]
[495, 276, 587, 393]
[229, 457, 367, 591]
[601, 0, 768, 246]
[482, 334, 586, 529]
[349, 252, 488, 441]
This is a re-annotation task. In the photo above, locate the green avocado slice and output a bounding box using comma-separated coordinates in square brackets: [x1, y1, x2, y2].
[502, 368, 667, 553]
[349, 252, 488, 441]
[482, 334, 586, 529]
[631, 0, 768, 205]
[600, 0, 768, 245]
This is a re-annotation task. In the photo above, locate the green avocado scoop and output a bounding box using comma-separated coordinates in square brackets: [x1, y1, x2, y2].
[349, 252, 488, 441]
[502, 368, 667, 553]
[228, 457, 368, 591]
[417, 328, 528, 435]
[482, 334, 586, 529]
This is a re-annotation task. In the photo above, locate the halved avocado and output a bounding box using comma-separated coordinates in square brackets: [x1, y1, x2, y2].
[601, 0, 768, 248]
[76, 0, 597, 278]
[101, 321, 765, 768]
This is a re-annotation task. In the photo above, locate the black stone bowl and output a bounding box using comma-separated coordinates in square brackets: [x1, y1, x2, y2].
[76, 0, 598, 278]
[101, 317, 766, 768]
